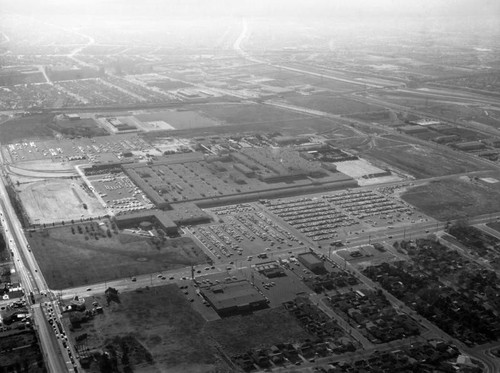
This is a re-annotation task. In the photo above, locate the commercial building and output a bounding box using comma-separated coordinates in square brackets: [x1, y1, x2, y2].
[298, 252, 325, 272]
[200, 279, 268, 317]
[114, 210, 178, 234]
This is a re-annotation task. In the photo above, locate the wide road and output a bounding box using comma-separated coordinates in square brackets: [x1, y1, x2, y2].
[0, 147, 75, 373]
[32, 305, 70, 373]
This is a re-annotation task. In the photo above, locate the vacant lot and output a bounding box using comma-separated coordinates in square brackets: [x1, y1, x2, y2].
[49, 117, 108, 137]
[135, 110, 221, 130]
[402, 178, 500, 221]
[285, 94, 381, 115]
[16, 179, 106, 225]
[261, 67, 363, 92]
[0, 114, 55, 143]
[364, 135, 488, 178]
[68, 285, 310, 373]
[68, 285, 226, 373]
[148, 79, 193, 91]
[205, 306, 311, 355]
[0, 330, 45, 373]
[192, 102, 310, 126]
[28, 224, 208, 289]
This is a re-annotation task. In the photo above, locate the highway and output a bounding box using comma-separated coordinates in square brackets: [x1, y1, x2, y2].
[0, 147, 76, 373]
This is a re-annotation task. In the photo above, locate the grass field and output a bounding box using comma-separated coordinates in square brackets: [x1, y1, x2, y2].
[363, 135, 488, 178]
[28, 224, 208, 289]
[402, 177, 500, 221]
[192, 102, 310, 125]
[258, 67, 364, 92]
[285, 94, 381, 115]
[49, 118, 108, 137]
[486, 222, 500, 233]
[205, 306, 311, 356]
[67, 285, 311, 373]
[16, 179, 106, 225]
[148, 79, 193, 91]
[0, 114, 55, 143]
[68, 285, 226, 373]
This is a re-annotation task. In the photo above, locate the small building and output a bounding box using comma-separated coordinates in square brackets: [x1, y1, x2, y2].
[255, 261, 285, 278]
[298, 252, 324, 272]
[66, 114, 81, 121]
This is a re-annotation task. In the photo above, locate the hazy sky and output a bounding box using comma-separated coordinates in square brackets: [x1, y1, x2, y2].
[2, 0, 499, 18]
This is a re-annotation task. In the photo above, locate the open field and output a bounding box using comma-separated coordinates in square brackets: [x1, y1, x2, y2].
[147, 79, 194, 91]
[135, 110, 221, 130]
[205, 306, 311, 355]
[28, 224, 208, 289]
[402, 177, 500, 221]
[67, 285, 311, 373]
[16, 178, 106, 225]
[67, 285, 227, 373]
[363, 135, 488, 178]
[192, 102, 310, 125]
[285, 94, 381, 115]
[258, 68, 365, 92]
[486, 221, 500, 234]
[0, 114, 55, 143]
[0, 330, 46, 372]
[49, 117, 109, 138]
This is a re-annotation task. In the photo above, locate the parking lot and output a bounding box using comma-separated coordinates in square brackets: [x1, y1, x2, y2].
[6, 134, 151, 164]
[85, 171, 154, 215]
[324, 189, 416, 227]
[188, 203, 304, 261]
[261, 188, 421, 244]
[263, 197, 360, 242]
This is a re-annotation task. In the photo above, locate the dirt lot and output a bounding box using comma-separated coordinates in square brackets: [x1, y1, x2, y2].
[16, 178, 106, 225]
[28, 223, 209, 289]
[68, 285, 309, 373]
[402, 177, 500, 221]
